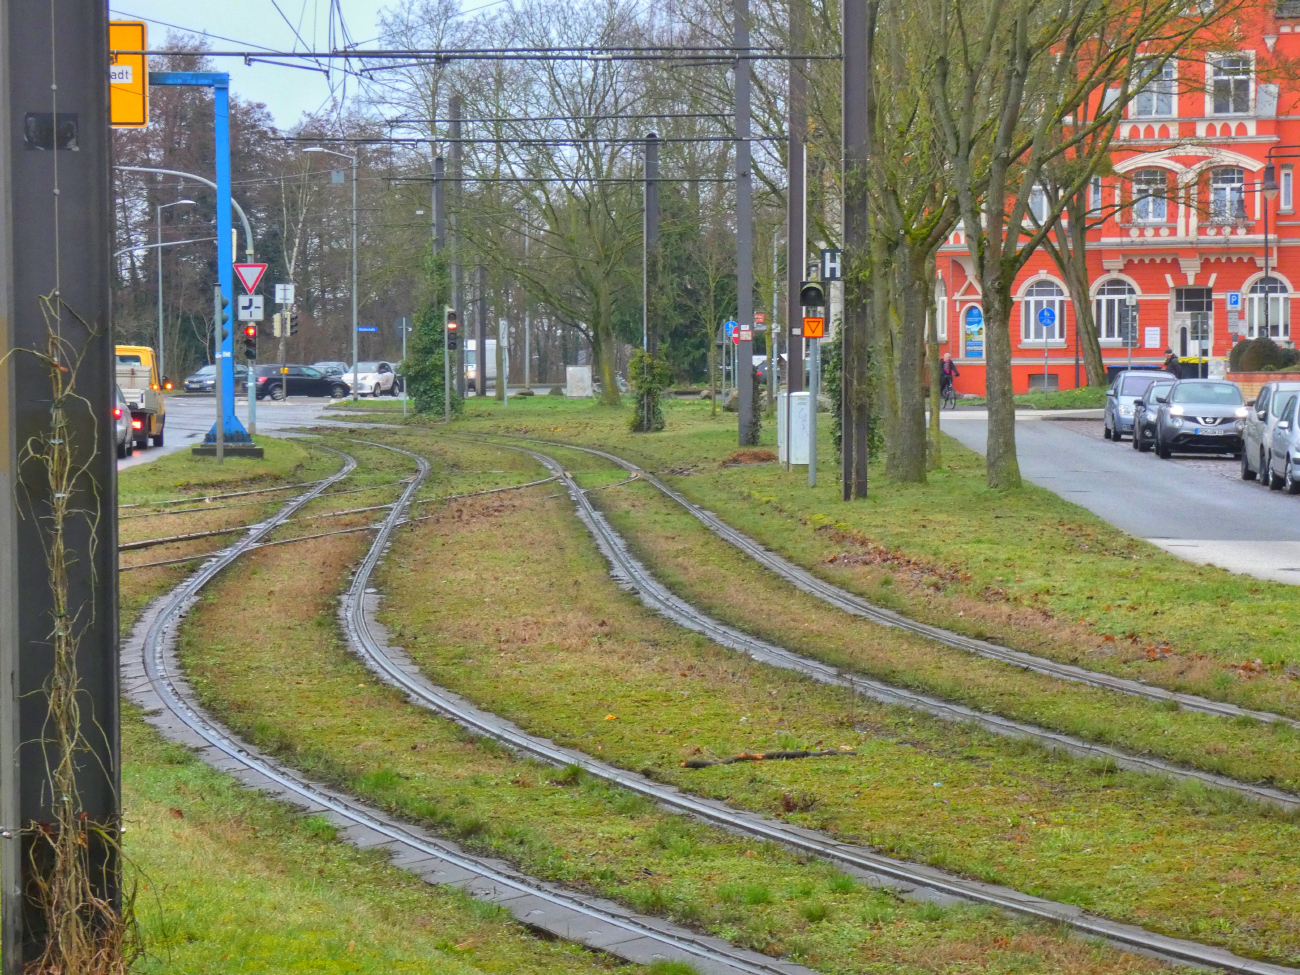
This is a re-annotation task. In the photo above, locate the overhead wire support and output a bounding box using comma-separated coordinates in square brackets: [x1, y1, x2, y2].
[113, 46, 839, 63]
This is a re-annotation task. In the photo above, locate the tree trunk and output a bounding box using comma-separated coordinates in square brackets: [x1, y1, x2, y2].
[890, 247, 928, 483]
[871, 235, 900, 476]
[982, 283, 1022, 489]
[592, 285, 621, 406]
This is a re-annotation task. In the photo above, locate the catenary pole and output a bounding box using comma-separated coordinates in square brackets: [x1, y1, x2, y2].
[786, 0, 806, 398]
[735, 0, 756, 444]
[1, 1, 121, 964]
[451, 96, 466, 398]
[477, 265, 488, 397]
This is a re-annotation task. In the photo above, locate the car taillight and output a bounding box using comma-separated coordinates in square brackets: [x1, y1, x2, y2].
[113, 407, 121, 419]
[131, 419, 143, 430]
[257, 376, 269, 383]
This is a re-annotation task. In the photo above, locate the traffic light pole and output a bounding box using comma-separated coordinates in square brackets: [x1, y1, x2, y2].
[214, 287, 225, 463]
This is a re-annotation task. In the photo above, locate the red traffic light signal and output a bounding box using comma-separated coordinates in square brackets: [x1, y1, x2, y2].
[243, 324, 257, 339]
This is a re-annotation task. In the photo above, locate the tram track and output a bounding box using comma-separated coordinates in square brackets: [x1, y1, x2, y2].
[343, 436, 1299, 975]
[121, 440, 818, 975]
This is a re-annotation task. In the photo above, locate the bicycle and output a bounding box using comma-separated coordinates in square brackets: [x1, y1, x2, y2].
[940, 377, 957, 410]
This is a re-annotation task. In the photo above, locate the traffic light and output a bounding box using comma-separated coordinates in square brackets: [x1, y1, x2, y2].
[272, 312, 283, 338]
[289, 310, 300, 336]
[243, 324, 258, 360]
[445, 306, 459, 351]
[799, 280, 826, 308]
[215, 289, 231, 342]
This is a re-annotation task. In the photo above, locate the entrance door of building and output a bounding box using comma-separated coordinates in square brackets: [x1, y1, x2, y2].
[1172, 287, 1213, 373]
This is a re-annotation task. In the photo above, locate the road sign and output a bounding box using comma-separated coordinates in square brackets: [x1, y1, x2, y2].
[803, 316, 825, 339]
[821, 248, 843, 281]
[236, 294, 264, 321]
[109, 21, 148, 127]
[234, 263, 268, 294]
[1227, 291, 1242, 311]
[1037, 306, 1056, 328]
[357, 325, 378, 333]
[275, 283, 295, 304]
[724, 319, 738, 339]
[739, 327, 753, 341]
[754, 312, 765, 324]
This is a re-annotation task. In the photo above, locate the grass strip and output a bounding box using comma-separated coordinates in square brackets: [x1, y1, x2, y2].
[444, 397, 1300, 719]
[537, 442, 1300, 793]
[176, 441, 1160, 975]
[373, 432, 1300, 965]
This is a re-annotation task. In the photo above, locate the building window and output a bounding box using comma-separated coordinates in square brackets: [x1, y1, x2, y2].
[1027, 184, 1049, 224]
[1088, 176, 1103, 214]
[1211, 56, 1251, 115]
[1209, 167, 1246, 222]
[1095, 280, 1138, 343]
[1247, 276, 1290, 340]
[933, 280, 948, 341]
[1283, 167, 1294, 211]
[1021, 280, 1066, 343]
[1133, 59, 1175, 117]
[1132, 169, 1167, 223]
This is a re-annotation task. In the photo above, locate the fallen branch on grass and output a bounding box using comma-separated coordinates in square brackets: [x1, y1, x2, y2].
[681, 747, 855, 769]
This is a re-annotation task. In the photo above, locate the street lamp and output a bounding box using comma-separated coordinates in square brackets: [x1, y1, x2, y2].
[156, 197, 196, 382]
[303, 146, 359, 400]
[1264, 163, 1280, 342]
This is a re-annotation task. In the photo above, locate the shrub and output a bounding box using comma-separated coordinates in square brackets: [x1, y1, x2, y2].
[1230, 336, 1299, 373]
[628, 349, 672, 432]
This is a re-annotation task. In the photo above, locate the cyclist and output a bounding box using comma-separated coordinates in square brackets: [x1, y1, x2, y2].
[940, 353, 959, 399]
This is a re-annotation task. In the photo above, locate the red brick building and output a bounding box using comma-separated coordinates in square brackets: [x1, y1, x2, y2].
[936, 11, 1298, 395]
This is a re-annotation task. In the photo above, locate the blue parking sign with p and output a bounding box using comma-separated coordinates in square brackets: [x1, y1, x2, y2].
[1227, 292, 1242, 310]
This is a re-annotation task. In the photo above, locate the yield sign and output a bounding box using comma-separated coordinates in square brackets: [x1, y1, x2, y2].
[234, 263, 268, 294]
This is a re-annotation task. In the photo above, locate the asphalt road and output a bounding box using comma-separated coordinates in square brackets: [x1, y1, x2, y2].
[940, 412, 1300, 585]
[117, 394, 378, 472]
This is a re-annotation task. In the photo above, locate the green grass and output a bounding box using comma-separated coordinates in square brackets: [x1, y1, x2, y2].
[120, 436, 331, 504]
[174, 434, 1163, 975]
[372, 431, 1300, 964]
[963, 386, 1108, 409]
[436, 397, 1300, 719]
[534, 443, 1300, 792]
[118, 439, 638, 974]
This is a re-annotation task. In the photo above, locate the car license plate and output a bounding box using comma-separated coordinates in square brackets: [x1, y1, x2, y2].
[1193, 427, 1224, 435]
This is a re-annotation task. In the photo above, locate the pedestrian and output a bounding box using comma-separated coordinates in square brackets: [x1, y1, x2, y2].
[1162, 348, 1181, 377]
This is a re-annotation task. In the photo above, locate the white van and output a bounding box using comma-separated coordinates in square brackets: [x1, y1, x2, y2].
[463, 339, 497, 385]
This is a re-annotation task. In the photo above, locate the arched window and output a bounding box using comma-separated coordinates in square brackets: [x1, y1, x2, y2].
[1095, 280, 1138, 344]
[1132, 169, 1167, 223]
[1247, 276, 1290, 340]
[1210, 168, 1245, 222]
[1021, 280, 1066, 343]
[932, 279, 948, 341]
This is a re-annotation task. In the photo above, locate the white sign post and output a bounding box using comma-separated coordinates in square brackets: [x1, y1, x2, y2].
[1037, 306, 1056, 392]
[498, 319, 509, 406]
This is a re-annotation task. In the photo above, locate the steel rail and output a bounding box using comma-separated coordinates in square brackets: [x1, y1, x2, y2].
[343, 438, 1300, 974]
[124, 444, 814, 975]
[494, 436, 1300, 731]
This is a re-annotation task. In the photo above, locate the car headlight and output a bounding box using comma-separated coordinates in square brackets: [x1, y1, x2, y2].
[1235, 420, 1245, 431]
[1235, 407, 1249, 418]
[1119, 405, 1134, 416]
[1169, 405, 1184, 416]
[1170, 417, 1183, 427]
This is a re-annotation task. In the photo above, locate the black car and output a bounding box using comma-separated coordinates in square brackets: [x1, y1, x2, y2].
[254, 364, 350, 400]
[1130, 378, 1175, 452]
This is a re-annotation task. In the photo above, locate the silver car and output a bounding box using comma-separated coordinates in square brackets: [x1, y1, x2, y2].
[1131, 379, 1175, 452]
[1265, 391, 1300, 493]
[1241, 380, 1300, 483]
[1153, 379, 1247, 459]
[114, 384, 133, 458]
[1104, 370, 1174, 441]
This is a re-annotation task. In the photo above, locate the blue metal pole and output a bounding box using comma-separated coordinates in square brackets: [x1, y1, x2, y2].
[212, 79, 247, 441]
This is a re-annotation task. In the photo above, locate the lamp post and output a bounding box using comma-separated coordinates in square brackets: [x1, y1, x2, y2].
[1264, 162, 1280, 342]
[156, 198, 196, 382]
[303, 146, 359, 400]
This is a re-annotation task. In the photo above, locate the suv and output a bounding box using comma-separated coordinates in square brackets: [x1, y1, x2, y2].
[1153, 379, 1247, 458]
[1241, 380, 1300, 482]
[1104, 370, 1174, 442]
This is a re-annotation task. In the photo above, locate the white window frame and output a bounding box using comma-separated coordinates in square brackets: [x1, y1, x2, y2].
[1132, 59, 1176, 118]
[1283, 166, 1294, 213]
[1020, 281, 1067, 345]
[1208, 54, 1252, 116]
[933, 289, 948, 341]
[1088, 176, 1103, 215]
[1132, 169, 1168, 223]
[1247, 277, 1291, 340]
[1095, 281, 1138, 346]
[1027, 184, 1049, 224]
[1209, 167, 1246, 223]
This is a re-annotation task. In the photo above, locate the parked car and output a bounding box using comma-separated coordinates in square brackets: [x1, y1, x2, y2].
[182, 363, 248, 394]
[1104, 370, 1174, 442]
[1241, 380, 1300, 483]
[312, 360, 350, 378]
[1264, 390, 1300, 492]
[342, 360, 398, 396]
[1153, 379, 1247, 459]
[253, 364, 350, 400]
[114, 384, 133, 459]
[1130, 378, 1176, 452]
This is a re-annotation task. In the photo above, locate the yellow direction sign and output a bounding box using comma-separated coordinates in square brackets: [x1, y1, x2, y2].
[109, 21, 148, 128]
